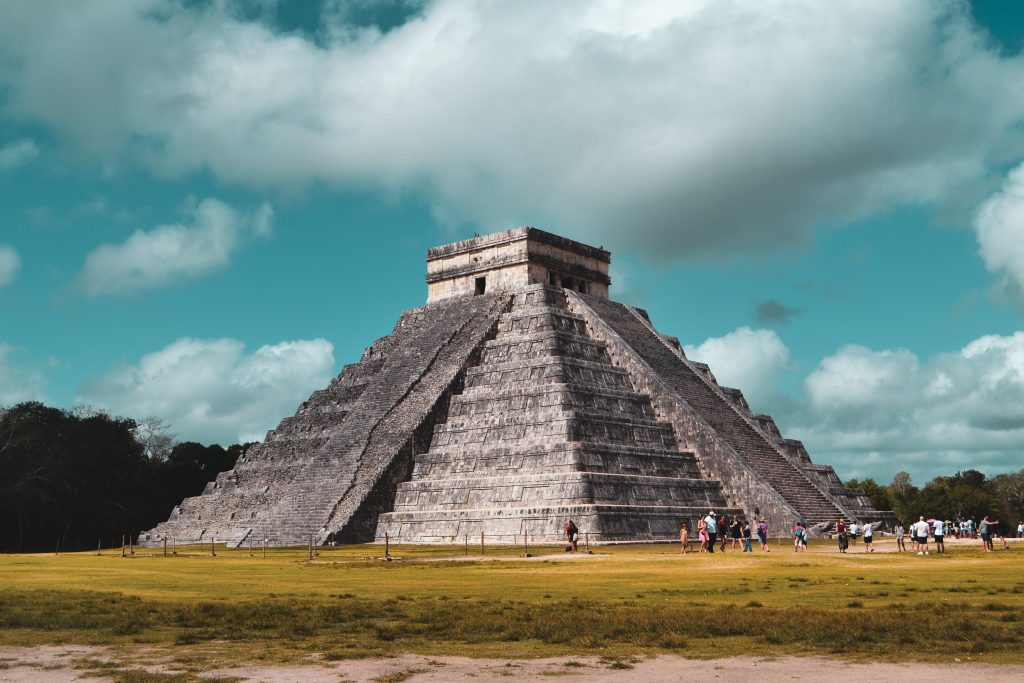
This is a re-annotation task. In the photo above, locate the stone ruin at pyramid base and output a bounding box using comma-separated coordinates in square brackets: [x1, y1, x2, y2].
[141, 228, 895, 547]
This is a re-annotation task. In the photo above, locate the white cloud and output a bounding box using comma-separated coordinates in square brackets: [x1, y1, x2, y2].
[684, 326, 790, 412]
[975, 162, 1024, 304]
[790, 333, 1024, 481]
[77, 337, 336, 444]
[0, 246, 20, 287]
[0, 344, 46, 405]
[0, 138, 38, 171]
[1, 1, 1023, 259]
[75, 197, 273, 297]
[679, 326, 1024, 482]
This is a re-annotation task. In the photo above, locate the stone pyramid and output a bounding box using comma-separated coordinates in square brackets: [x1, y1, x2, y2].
[142, 228, 892, 546]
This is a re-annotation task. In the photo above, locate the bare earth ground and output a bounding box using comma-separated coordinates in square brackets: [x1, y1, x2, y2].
[3, 645, 1024, 682]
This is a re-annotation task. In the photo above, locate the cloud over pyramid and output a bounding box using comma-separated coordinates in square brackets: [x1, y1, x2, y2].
[142, 228, 892, 546]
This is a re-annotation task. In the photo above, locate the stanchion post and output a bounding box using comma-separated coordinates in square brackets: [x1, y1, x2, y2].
[163, 537, 167, 557]
[263, 538, 267, 559]
[172, 537, 177, 556]
[523, 530, 529, 558]
[129, 536, 133, 556]
[385, 532, 390, 560]
[248, 540, 252, 557]
[464, 533, 469, 556]
[308, 536, 313, 561]
[121, 534, 126, 558]
[211, 537, 216, 557]
[480, 531, 485, 556]
[586, 531, 591, 554]
[97, 539, 102, 556]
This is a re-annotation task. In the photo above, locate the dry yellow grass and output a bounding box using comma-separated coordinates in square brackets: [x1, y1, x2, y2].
[1, 537, 1022, 669]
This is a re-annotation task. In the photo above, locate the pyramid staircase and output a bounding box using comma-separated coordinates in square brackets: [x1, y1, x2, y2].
[376, 285, 741, 542]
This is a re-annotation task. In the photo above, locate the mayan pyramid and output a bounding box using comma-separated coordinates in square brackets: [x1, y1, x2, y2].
[141, 228, 893, 546]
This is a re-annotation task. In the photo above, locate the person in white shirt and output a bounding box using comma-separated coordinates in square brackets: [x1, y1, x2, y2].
[848, 522, 859, 545]
[862, 522, 874, 552]
[932, 518, 945, 554]
[1017, 521, 1024, 538]
[913, 517, 930, 555]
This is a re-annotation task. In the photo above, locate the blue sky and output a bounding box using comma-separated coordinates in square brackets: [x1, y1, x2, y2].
[2, 0, 1023, 486]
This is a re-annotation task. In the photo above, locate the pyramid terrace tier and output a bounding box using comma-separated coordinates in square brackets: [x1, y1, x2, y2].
[430, 410, 679, 451]
[390, 471, 731, 510]
[377, 503, 745, 543]
[445, 385, 667, 433]
[412, 442, 703, 479]
[465, 356, 633, 392]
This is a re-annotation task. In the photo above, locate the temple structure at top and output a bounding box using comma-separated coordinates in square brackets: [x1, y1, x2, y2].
[141, 227, 894, 547]
[426, 227, 611, 301]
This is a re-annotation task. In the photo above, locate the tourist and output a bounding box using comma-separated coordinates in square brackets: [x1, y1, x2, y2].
[757, 518, 770, 552]
[729, 515, 742, 551]
[704, 511, 717, 553]
[862, 521, 874, 552]
[679, 523, 690, 555]
[836, 518, 848, 553]
[741, 519, 753, 552]
[848, 521, 859, 546]
[979, 515, 998, 552]
[565, 519, 579, 552]
[698, 516, 709, 553]
[794, 521, 806, 552]
[913, 516, 930, 555]
[1017, 521, 1024, 538]
[932, 518, 945, 554]
[895, 521, 907, 552]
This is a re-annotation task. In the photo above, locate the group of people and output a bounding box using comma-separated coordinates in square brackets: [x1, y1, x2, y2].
[566, 513, 1022, 555]
[834, 519, 876, 552]
[675, 513, 1018, 556]
[678, 511, 771, 554]
[893, 514, 1008, 554]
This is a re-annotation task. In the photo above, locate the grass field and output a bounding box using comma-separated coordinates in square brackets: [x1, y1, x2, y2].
[1, 537, 1023, 676]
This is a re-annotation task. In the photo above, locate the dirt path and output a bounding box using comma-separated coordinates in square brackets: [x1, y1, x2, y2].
[2, 646, 1022, 682]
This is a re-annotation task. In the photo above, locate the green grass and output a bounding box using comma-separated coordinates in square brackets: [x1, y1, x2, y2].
[1, 539, 1023, 670]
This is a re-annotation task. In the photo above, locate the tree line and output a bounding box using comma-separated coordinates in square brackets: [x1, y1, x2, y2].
[848, 468, 1024, 532]
[3, 400, 1022, 551]
[0, 402, 251, 552]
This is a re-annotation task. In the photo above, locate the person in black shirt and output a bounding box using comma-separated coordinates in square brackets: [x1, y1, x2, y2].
[565, 520, 579, 552]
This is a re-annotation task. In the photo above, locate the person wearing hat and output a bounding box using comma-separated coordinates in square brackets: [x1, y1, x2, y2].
[703, 511, 718, 553]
